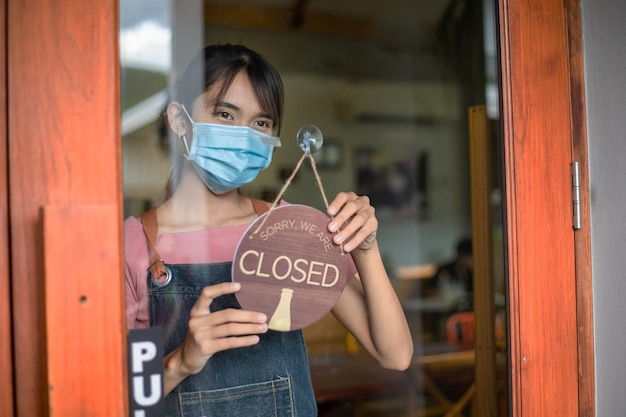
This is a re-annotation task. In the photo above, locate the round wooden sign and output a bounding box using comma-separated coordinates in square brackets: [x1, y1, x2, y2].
[233, 204, 349, 331]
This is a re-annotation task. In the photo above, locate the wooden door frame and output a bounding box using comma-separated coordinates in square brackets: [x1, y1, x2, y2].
[0, 0, 14, 415]
[565, 0, 595, 413]
[6, 0, 127, 415]
[1, 0, 594, 415]
[499, 0, 594, 415]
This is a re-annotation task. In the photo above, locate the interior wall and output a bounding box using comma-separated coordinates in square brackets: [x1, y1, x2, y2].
[251, 73, 470, 268]
[581, 0, 626, 413]
[122, 72, 472, 270]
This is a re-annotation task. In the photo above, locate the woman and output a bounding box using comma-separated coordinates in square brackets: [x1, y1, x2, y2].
[125, 44, 413, 416]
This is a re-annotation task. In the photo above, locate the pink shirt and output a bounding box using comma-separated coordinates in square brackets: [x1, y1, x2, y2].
[124, 212, 357, 329]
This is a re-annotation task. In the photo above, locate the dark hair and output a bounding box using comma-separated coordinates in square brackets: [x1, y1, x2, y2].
[456, 237, 472, 256]
[172, 44, 284, 134]
[164, 44, 284, 197]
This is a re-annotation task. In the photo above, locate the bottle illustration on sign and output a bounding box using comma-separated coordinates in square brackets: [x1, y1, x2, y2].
[269, 288, 294, 331]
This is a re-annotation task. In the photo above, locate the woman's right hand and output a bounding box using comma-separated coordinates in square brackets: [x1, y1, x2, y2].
[163, 282, 268, 393]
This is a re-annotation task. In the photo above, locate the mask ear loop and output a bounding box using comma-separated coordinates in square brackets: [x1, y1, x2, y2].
[179, 134, 191, 157]
[178, 104, 193, 157]
[251, 152, 343, 254]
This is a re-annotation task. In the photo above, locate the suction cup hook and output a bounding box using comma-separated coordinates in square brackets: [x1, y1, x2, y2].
[296, 125, 323, 154]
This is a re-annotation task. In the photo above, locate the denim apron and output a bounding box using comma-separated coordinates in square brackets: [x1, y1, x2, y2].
[141, 201, 317, 417]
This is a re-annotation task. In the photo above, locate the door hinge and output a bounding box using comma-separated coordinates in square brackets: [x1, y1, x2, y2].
[571, 162, 581, 230]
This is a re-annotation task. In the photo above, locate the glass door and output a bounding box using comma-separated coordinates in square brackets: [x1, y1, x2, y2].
[120, 0, 507, 415]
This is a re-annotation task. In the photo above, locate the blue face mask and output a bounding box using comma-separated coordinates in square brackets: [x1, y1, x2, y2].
[180, 105, 281, 194]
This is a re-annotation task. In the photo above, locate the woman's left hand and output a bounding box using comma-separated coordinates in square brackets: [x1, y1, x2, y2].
[327, 192, 378, 252]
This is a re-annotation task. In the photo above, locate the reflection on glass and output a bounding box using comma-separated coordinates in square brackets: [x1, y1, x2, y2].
[121, 0, 507, 416]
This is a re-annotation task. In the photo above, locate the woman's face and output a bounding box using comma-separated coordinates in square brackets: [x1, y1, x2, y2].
[190, 72, 275, 136]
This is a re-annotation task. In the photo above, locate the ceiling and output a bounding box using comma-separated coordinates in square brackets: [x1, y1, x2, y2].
[122, 0, 471, 134]
[201, 0, 463, 81]
[204, 0, 455, 43]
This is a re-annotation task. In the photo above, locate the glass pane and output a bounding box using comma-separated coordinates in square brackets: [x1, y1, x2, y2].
[120, 0, 508, 415]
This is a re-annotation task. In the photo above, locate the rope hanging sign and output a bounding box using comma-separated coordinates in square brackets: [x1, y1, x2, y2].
[233, 125, 349, 331]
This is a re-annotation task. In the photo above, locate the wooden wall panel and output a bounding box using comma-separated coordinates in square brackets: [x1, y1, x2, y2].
[499, 0, 579, 415]
[0, 0, 14, 415]
[44, 206, 124, 416]
[7, 1, 126, 415]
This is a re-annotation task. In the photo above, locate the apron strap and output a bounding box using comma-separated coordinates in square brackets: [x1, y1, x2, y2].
[140, 208, 166, 280]
[140, 198, 271, 279]
[252, 198, 270, 215]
